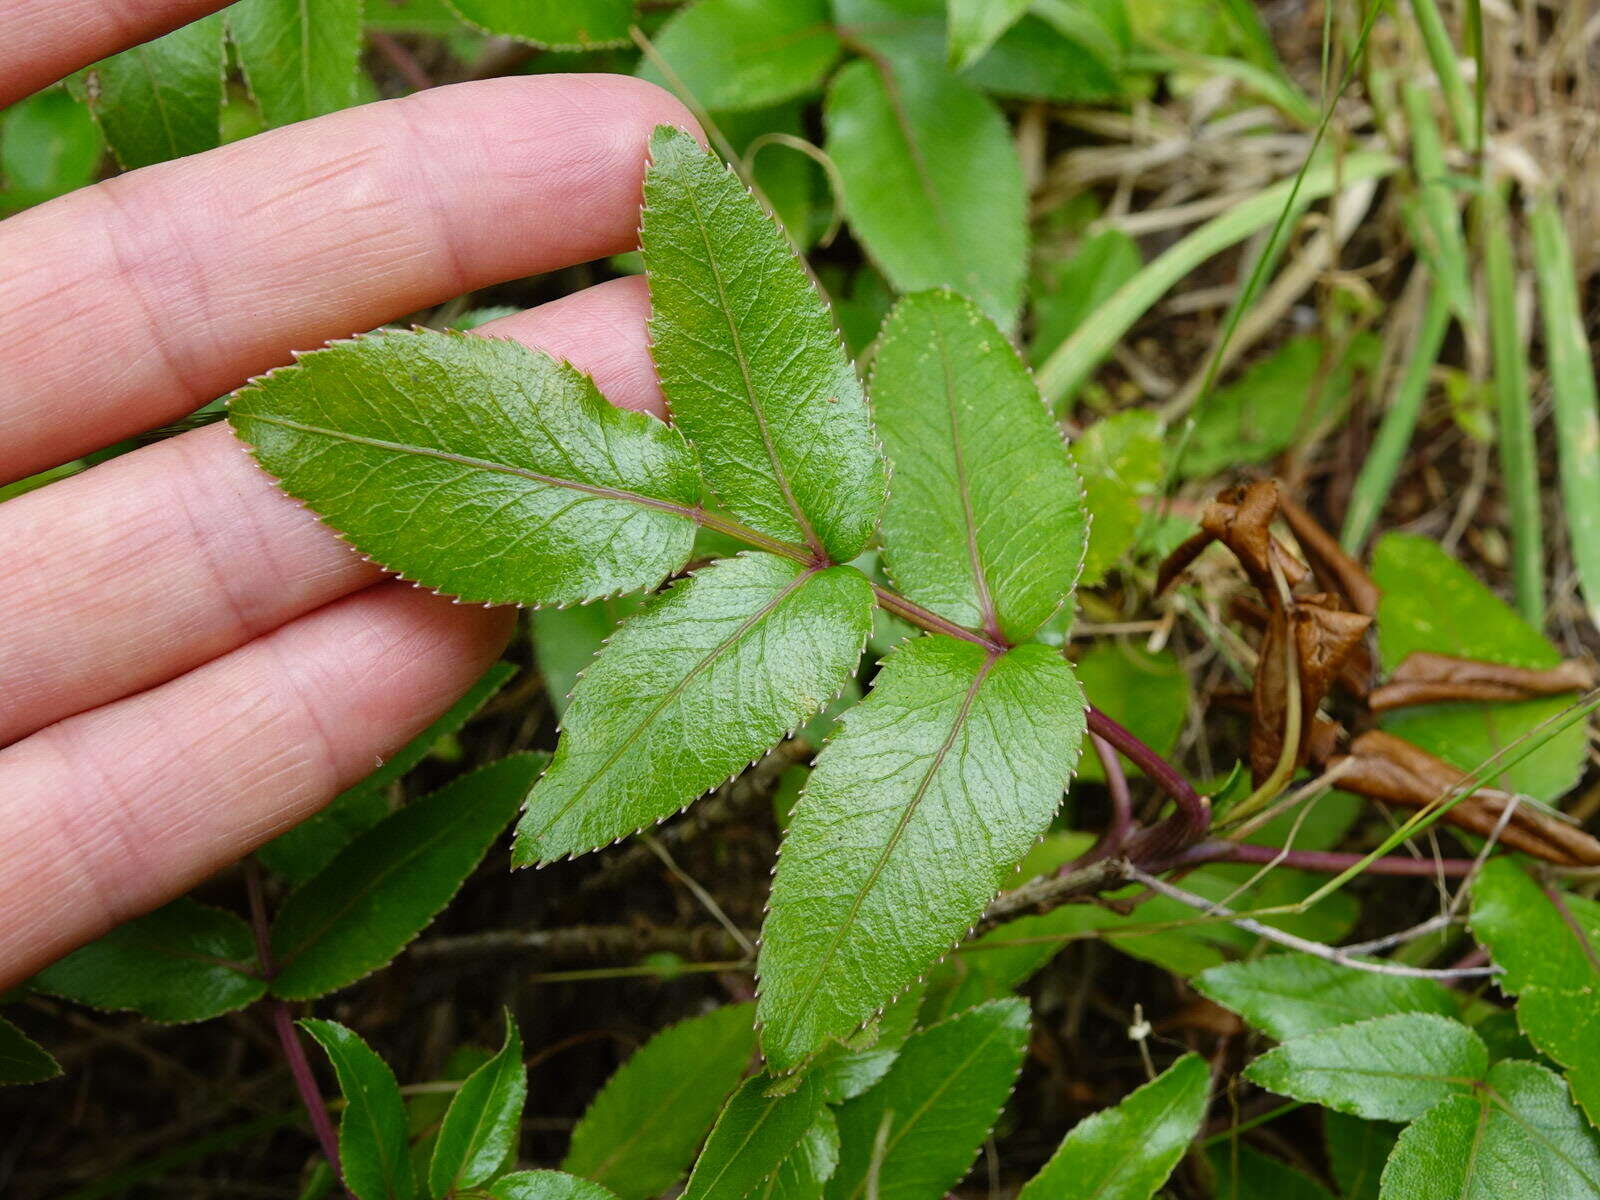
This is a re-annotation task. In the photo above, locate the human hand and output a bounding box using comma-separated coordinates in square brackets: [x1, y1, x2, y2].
[0, 1, 698, 988]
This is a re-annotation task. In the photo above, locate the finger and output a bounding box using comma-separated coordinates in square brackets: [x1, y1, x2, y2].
[0, 276, 658, 747]
[0, 73, 699, 482]
[0, 582, 515, 986]
[0, 0, 231, 108]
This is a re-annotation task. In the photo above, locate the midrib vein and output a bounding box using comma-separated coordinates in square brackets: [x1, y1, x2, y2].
[243, 413, 692, 516]
[931, 318, 1000, 638]
[528, 568, 815, 839]
[784, 651, 999, 1022]
[680, 181, 824, 555]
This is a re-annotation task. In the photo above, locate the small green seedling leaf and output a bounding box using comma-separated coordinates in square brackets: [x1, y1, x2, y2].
[440, 0, 632, 47]
[515, 553, 873, 863]
[640, 0, 841, 111]
[758, 1109, 839, 1199]
[1372, 533, 1587, 802]
[1470, 858, 1600, 1127]
[1018, 1052, 1209, 1200]
[829, 999, 1030, 1200]
[229, 0, 362, 127]
[871, 290, 1087, 642]
[428, 1012, 526, 1198]
[30, 897, 266, 1022]
[0, 1015, 60, 1085]
[1193, 954, 1458, 1043]
[563, 1003, 756, 1200]
[1243, 1013, 1487, 1123]
[270, 754, 543, 1000]
[683, 1071, 824, 1200]
[642, 127, 887, 562]
[488, 1173, 620, 1200]
[824, 56, 1026, 327]
[228, 328, 700, 608]
[258, 661, 518, 884]
[758, 637, 1083, 1070]
[301, 1019, 415, 1200]
[1381, 1060, 1600, 1199]
[81, 14, 225, 170]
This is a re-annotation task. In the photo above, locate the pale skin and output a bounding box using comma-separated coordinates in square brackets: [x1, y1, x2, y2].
[0, 0, 703, 988]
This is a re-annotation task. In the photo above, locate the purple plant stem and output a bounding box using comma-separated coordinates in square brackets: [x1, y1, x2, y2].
[1172, 839, 1479, 877]
[1072, 734, 1133, 869]
[1087, 708, 1209, 844]
[245, 862, 346, 1190]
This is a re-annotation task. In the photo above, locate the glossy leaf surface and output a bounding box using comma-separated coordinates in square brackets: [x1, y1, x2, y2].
[824, 56, 1026, 326]
[642, 127, 886, 562]
[871, 291, 1086, 642]
[31, 898, 265, 1022]
[1018, 1053, 1209, 1200]
[1244, 1014, 1486, 1122]
[640, 0, 840, 111]
[488, 1174, 619, 1200]
[428, 1013, 526, 1198]
[229, 0, 362, 127]
[1381, 1060, 1600, 1198]
[229, 329, 699, 608]
[1470, 858, 1600, 1126]
[758, 637, 1084, 1071]
[302, 1019, 415, 1200]
[1194, 954, 1458, 1042]
[271, 754, 541, 999]
[684, 1072, 824, 1200]
[563, 1003, 756, 1199]
[83, 15, 224, 170]
[516, 554, 873, 863]
[828, 999, 1029, 1200]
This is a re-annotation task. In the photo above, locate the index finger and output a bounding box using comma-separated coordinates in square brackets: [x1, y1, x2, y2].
[0, 0, 232, 108]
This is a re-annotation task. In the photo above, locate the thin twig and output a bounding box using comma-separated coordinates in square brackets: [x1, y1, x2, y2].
[642, 834, 757, 956]
[1125, 866, 1499, 979]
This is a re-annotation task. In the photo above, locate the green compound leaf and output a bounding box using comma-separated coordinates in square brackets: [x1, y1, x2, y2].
[824, 56, 1026, 327]
[428, 1012, 526, 1198]
[270, 754, 542, 1000]
[1470, 857, 1600, 1127]
[684, 1072, 824, 1200]
[301, 1019, 415, 1200]
[30, 897, 265, 1022]
[1243, 1014, 1487, 1123]
[758, 1110, 840, 1199]
[642, 127, 886, 562]
[1018, 1052, 1209, 1200]
[757, 637, 1084, 1072]
[228, 328, 699, 608]
[0, 1016, 60, 1086]
[1380, 1060, 1600, 1199]
[640, 0, 841, 111]
[440, 0, 632, 47]
[828, 999, 1029, 1200]
[82, 14, 224, 170]
[563, 1003, 756, 1200]
[1194, 954, 1458, 1043]
[516, 553, 873, 864]
[1371, 533, 1588, 802]
[488, 1173, 620, 1200]
[229, 0, 363, 128]
[259, 661, 517, 885]
[870, 291, 1086, 643]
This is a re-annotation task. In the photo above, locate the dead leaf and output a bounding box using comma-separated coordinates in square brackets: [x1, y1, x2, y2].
[1369, 652, 1596, 712]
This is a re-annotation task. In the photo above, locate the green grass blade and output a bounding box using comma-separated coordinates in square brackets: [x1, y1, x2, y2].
[1530, 197, 1600, 631]
[1408, 0, 1477, 149]
[1341, 279, 1451, 553]
[1479, 182, 1545, 627]
[1400, 78, 1474, 325]
[1035, 151, 1398, 408]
